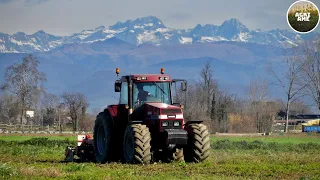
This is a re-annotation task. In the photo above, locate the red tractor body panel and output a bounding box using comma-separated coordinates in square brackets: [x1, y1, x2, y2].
[141, 102, 184, 132]
[107, 102, 184, 133]
[108, 105, 118, 117]
[107, 104, 129, 127]
[120, 74, 172, 82]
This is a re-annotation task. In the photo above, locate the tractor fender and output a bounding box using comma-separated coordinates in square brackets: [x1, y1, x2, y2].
[105, 105, 117, 126]
[106, 106, 117, 118]
[184, 121, 203, 126]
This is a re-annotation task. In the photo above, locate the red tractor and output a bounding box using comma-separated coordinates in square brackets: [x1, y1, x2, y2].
[65, 68, 210, 164]
[92, 68, 210, 164]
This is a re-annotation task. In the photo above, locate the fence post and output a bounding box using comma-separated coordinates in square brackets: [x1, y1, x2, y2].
[59, 111, 62, 134]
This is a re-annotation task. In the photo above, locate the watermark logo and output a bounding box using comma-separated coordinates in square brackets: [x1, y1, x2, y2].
[287, 0, 319, 34]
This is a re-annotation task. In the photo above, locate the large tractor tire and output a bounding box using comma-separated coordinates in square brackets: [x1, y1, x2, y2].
[123, 124, 152, 164]
[184, 123, 210, 163]
[93, 112, 113, 163]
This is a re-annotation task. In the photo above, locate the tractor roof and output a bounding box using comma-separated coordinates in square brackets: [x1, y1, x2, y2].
[120, 74, 172, 82]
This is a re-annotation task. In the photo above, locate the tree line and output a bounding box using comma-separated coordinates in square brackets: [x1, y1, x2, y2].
[177, 40, 319, 133]
[0, 54, 94, 132]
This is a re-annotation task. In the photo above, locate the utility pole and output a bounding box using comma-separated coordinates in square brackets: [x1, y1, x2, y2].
[41, 111, 43, 131]
[58, 108, 61, 134]
[58, 103, 63, 134]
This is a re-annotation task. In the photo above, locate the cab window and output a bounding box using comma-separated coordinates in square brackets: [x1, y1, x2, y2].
[120, 82, 128, 104]
[133, 82, 171, 108]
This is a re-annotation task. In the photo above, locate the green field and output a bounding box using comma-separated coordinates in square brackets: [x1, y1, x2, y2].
[0, 133, 319, 179]
[212, 133, 320, 144]
[0, 134, 76, 141]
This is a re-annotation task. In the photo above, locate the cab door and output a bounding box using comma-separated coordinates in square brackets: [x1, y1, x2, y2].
[171, 79, 187, 107]
[111, 81, 129, 128]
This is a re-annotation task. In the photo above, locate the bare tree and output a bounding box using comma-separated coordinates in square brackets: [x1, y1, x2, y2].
[81, 113, 96, 132]
[290, 100, 312, 115]
[200, 60, 219, 131]
[56, 103, 68, 133]
[61, 92, 89, 132]
[200, 60, 216, 115]
[0, 54, 46, 131]
[263, 101, 282, 133]
[181, 61, 219, 132]
[183, 80, 209, 122]
[80, 105, 87, 131]
[268, 47, 309, 132]
[0, 94, 20, 124]
[299, 41, 320, 112]
[248, 77, 268, 103]
[215, 91, 236, 133]
[41, 92, 60, 126]
[247, 77, 269, 132]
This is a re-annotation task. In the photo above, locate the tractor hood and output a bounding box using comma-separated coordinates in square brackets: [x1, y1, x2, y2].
[131, 102, 183, 120]
[144, 102, 183, 116]
[145, 102, 180, 109]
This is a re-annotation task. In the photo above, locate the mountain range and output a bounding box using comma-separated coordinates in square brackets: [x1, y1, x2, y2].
[0, 16, 319, 111]
[1, 16, 319, 53]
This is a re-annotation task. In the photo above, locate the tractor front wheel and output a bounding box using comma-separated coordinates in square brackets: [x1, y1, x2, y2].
[184, 123, 210, 163]
[123, 124, 152, 164]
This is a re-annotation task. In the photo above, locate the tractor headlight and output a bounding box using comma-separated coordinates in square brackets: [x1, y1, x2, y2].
[162, 122, 168, 127]
[173, 122, 180, 126]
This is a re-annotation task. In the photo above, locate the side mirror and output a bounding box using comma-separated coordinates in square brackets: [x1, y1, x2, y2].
[115, 80, 121, 92]
[181, 81, 187, 91]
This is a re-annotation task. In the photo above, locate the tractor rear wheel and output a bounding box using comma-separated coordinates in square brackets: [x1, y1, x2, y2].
[184, 123, 210, 163]
[123, 124, 152, 164]
[93, 112, 113, 163]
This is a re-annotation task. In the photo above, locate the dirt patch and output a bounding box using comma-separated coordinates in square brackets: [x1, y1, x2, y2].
[20, 166, 63, 178]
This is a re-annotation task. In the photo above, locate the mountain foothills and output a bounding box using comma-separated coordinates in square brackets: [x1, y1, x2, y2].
[0, 16, 319, 109]
[0, 16, 319, 53]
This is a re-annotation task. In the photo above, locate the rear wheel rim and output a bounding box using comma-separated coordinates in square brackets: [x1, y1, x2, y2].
[97, 125, 106, 154]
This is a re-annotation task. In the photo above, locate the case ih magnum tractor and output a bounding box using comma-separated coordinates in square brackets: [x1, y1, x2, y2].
[67, 68, 210, 164]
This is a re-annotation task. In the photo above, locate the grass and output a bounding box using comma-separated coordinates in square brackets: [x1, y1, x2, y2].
[212, 133, 320, 144]
[0, 134, 76, 141]
[0, 133, 319, 179]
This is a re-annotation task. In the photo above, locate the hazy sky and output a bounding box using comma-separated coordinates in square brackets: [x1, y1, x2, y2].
[0, 0, 319, 36]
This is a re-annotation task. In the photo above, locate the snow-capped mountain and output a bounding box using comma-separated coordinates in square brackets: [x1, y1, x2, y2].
[0, 16, 319, 53]
[0, 31, 63, 53]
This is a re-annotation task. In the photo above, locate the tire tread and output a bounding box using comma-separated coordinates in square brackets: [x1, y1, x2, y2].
[184, 123, 210, 163]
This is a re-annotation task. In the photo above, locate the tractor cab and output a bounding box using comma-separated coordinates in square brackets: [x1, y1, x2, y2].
[114, 68, 187, 114]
